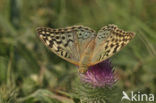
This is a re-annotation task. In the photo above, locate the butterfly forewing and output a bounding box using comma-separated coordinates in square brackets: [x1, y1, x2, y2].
[36, 26, 96, 65]
[90, 24, 135, 65]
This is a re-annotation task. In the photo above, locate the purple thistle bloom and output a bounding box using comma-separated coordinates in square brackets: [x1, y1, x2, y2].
[80, 60, 117, 87]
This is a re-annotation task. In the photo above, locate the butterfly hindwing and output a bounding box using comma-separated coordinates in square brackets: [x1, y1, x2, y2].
[90, 24, 135, 65]
[36, 26, 96, 65]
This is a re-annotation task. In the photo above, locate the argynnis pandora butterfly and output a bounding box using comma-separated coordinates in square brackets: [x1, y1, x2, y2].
[36, 24, 135, 73]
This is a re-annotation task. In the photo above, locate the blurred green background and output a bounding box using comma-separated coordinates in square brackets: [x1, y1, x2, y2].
[0, 0, 156, 103]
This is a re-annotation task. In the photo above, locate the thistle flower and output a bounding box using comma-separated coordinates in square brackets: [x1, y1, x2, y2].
[80, 59, 117, 87]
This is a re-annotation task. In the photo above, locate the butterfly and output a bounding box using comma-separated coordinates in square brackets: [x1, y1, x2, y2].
[36, 24, 135, 73]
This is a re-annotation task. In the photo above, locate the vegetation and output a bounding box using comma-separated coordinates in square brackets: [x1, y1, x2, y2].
[0, 0, 156, 103]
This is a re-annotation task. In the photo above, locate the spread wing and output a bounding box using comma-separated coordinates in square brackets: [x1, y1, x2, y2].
[36, 25, 96, 66]
[90, 24, 135, 65]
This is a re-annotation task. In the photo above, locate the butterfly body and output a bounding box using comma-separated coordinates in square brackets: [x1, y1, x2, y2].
[36, 24, 135, 73]
[79, 39, 95, 73]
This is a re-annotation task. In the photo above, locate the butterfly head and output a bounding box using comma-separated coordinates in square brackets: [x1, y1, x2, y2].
[78, 66, 88, 74]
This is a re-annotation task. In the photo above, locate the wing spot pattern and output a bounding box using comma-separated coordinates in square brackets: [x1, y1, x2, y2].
[64, 39, 74, 47]
[46, 40, 50, 45]
[42, 31, 45, 34]
[92, 24, 135, 63]
[49, 40, 54, 48]
[62, 36, 65, 40]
